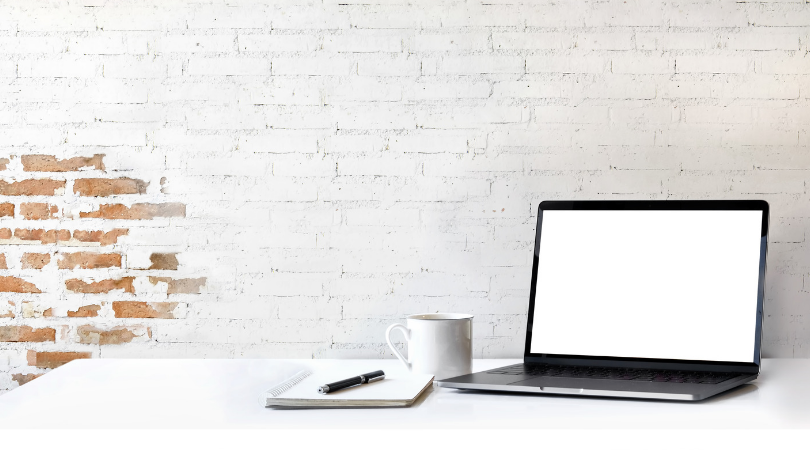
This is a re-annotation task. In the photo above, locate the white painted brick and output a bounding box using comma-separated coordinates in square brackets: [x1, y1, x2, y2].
[723, 127, 798, 147]
[238, 134, 319, 153]
[573, 128, 655, 147]
[721, 78, 799, 99]
[524, 4, 586, 27]
[187, 106, 266, 130]
[724, 33, 799, 51]
[17, 8, 96, 32]
[492, 32, 573, 50]
[416, 106, 527, 128]
[437, 56, 524, 75]
[610, 107, 675, 125]
[326, 79, 401, 103]
[357, 55, 420, 77]
[585, 1, 665, 27]
[238, 35, 320, 52]
[576, 33, 634, 51]
[68, 36, 130, 55]
[441, 5, 523, 27]
[324, 33, 403, 53]
[273, 56, 354, 76]
[572, 76, 656, 99]
[323, 135, 386, 154]
[345, 209, 420, 227]
[103, 57, 167, 79]
[274, 158, 335, 177]
[338, 156, 418, 176]
[636, 32, 718, 51]
[410, 33, 491, 52]
[188, 7, 267, 29]
[187, 58, 270, 76]
[488, 130, 571, 148]
[685, 106, 753, 124]
[0, 37, 66, 54]
[156, 35, 237, 53]
[388, 134, 469, 154]
[612, 54, 673, 74]
[667, 2, 748, 28]
[760, 54, 810, 75]
[0, 61, 15, 78]
[404, 81, 491, 100]
[350, 8, 441, 29]
[242, 81, 321, 106]
[0, 129, 64, 147]
[493, 81, 564, 99]
[18, 58, 101, 78]
[274, 7, 351, 30]
[676, 55, 750, 74]
[527, 55, 609, 74]
[68, 128, 147, 147]
[336, 105, 415, 129]
[535, 106, 609, 124]
[95, 7, 186, 31]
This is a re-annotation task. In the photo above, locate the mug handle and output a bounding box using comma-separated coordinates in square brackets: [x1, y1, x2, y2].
[385, 323, 411, 370]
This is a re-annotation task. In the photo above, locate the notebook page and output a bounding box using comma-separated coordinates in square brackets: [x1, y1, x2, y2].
[265, 368, 434, 406]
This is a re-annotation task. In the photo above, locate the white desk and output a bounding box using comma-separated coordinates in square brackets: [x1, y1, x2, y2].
[0, 358, 807, 429]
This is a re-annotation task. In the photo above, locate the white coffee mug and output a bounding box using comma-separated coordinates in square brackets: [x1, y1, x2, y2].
[385, 313, 473, 380]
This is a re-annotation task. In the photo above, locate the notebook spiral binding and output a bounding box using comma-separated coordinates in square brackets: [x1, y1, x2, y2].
[267, 370, 312, 397]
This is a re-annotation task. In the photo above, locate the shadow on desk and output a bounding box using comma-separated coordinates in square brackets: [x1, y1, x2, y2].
[442, 383, 758, 404]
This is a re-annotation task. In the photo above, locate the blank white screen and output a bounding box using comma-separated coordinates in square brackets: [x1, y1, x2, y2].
[530, 210, 762, 363]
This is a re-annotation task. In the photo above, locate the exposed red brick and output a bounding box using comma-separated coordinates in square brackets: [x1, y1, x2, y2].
[58, 252, 121, 270]
[74, 178, 149, 197]
[0, 253, 6, 269]
[27, 350, 91, 369]
[113, 301, 178, 319]
[80, 203, 185, 220]
[20, 203, 58, 220]
[0, 228, 11, 239]
[0, 325, 55, 342]
[0, 202, 13, 217]
[43, 308, 53, 317]
[14, 228, 71, 244]
[21, 253, 50, 269]
[0, 179, 65, 196]
[77, 325, 145, 345]
[67, 305, 101, 317]
[148, 253, 179, 270]
[149, 277, 206, 294]
[65, 277, 134, 294]
[0, 157, 9, 171]
[22, 154, 105, 172]
[12, 373, 43, 386]
[0, 276, 42, 293]
[72, 229, 128, 245]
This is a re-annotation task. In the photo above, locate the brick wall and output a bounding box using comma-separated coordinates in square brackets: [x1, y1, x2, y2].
[2, 0, 810, 393]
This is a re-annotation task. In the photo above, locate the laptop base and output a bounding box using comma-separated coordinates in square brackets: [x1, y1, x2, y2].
[437, 366, 757, 401]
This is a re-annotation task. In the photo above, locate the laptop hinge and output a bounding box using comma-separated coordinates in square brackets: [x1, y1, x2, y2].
[523, 356, 759, 374]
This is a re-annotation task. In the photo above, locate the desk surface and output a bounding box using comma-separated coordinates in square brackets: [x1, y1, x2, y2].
[0, 358, 807, 429]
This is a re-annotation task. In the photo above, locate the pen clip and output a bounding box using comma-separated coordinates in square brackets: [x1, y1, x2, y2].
[366, 373, 385, 383]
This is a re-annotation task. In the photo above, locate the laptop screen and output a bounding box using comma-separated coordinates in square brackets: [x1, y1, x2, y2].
[529, 209, 763, 363]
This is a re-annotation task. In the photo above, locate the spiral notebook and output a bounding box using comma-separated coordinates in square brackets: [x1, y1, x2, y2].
[259, 368, 434, 408]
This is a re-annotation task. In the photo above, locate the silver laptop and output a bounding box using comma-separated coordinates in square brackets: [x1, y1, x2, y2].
[438, 200, 768, 401]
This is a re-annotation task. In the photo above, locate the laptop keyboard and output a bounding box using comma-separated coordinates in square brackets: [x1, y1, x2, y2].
[486, 364, 739, 384]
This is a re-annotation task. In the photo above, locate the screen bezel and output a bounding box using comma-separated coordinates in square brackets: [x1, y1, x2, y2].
[523, 200, 768, 374]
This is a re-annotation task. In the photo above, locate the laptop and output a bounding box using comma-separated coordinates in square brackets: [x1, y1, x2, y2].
[437, 200, 768, 401]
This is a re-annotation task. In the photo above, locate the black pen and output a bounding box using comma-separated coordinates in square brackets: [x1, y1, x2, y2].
[318, 370, 385, 394]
